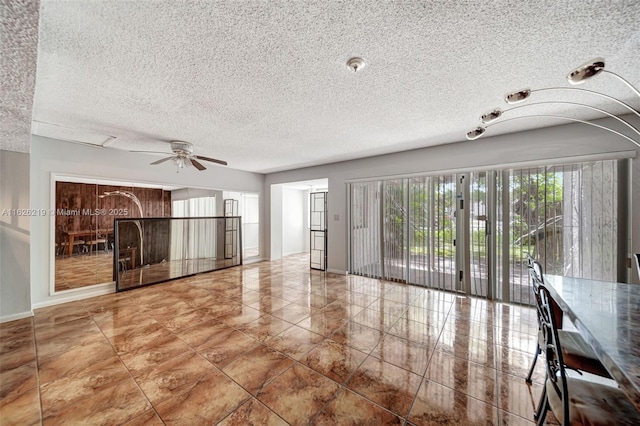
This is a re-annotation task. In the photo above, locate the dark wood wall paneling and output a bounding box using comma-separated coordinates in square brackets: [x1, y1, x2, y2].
[55, 182, 172, 256]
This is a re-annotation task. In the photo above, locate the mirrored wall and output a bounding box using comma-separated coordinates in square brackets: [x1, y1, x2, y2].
[115, 216, 242, 291]
[52, 176, 260, 293]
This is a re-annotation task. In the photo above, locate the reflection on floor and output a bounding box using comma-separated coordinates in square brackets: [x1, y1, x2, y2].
[2, 254, 558, 425]
[55, 252, 114, 291]
[56, 251, 258, 292]
[118, 258, 240, 290]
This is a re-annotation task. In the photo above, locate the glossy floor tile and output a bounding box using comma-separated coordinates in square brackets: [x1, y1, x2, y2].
[0, 254, 559, 425]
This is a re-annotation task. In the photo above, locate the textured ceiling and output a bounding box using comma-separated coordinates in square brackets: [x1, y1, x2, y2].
[16, 1, 640, 172]
[1, 0, 39, 153]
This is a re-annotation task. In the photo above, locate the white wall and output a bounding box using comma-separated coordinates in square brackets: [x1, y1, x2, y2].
[8, 116, 640, 316]
[170, 188, 219, 203]
[0, 150, 32, 322]
[264, 117, 640, 276]
[29, 136, 265, 307]
[270, 185, 283, 260]
[282, 188, 306, 256]
[304, 190, 310, 252]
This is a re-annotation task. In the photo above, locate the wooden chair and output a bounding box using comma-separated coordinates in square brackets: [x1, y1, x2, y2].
[536, 284, 640, 426]
[88, 232, 108, 254]
[56, 225, 86, 256]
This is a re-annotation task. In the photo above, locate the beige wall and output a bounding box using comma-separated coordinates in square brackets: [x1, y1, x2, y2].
[0, 150, 32, 321]
[265, 117, 639, 279]
[3, 115, 638, 321]
[29, 135, 265, 308]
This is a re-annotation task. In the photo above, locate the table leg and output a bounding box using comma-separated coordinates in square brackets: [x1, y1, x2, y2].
[67, 234, 74, 256]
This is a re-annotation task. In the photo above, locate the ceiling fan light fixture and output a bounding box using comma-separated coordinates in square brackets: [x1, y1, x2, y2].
[567, 57, 605, 85]
[145, 140, 226, 172]
[170, 141, 194, 155]
[171, 156, 190, 170]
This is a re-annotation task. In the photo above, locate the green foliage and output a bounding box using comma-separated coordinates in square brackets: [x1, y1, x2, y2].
[382, 171, 566, 264]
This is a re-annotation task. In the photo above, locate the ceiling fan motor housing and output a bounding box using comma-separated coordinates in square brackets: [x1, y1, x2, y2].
[170, 141, 194, 155]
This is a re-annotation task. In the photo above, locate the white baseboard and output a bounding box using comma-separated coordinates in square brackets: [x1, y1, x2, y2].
[32, 283, 115, 310]
[326, 268, 346, 274]
[0, 310, 34, 324]
[243, 257, 266, 265]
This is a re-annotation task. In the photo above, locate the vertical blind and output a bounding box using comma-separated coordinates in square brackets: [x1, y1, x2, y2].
[223, 192, 261, 259]
[349, 182, 382, 278]
[171, 196, 217, 260]
[348, 159, 622, 305]
[505, 161, 618, 304]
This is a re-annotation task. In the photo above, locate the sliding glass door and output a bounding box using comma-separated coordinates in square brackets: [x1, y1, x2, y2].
[349, 182, 382, 278]
[349, 175, 463, 292]
[382, 179, 407, 282]
[406, 175, 459, 292]
[468, 172, 492, 298]
[348, 159, 625, 305]
[503, 160, 621, 304]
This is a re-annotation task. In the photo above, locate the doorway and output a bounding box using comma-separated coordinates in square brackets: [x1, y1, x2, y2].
[270, 179, 328, 262]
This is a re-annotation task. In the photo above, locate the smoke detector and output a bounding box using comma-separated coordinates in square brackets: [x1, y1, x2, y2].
[346, 57, 366, 72]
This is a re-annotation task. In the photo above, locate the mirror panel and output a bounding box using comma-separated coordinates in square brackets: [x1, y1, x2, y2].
[115, 217, 242, 291]
[53, 177, 260, 293]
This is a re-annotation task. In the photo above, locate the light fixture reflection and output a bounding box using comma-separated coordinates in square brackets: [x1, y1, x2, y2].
[99, 190, 146, 267]
[98, 190, 144, 217]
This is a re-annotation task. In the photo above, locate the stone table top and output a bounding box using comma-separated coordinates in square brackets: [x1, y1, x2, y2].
[545, 275, 640, 413]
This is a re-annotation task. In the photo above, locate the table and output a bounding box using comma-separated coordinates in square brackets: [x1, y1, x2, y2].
[66, 229, 113, 256]
[544, 275, 640, 412]
[119, 247, 137, 270]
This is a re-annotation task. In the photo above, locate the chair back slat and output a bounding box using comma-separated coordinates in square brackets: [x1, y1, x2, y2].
[538, 284, 571, 425]
[527, 254, 546, 328]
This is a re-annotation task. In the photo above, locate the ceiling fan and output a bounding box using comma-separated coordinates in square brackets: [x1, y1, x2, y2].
[145, 141, 227, 172]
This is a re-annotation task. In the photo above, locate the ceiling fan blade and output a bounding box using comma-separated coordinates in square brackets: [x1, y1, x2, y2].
[130, 150, 173, 155]
[195, 155, 227, 166]
[190, 158, 207, 171]
[64, 140, 108, 149]
[150, 156, 174, 165]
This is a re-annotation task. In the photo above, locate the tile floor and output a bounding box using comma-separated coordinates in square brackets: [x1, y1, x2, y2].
[1, 254, 556, 425]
